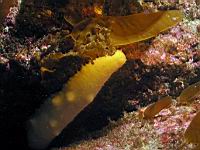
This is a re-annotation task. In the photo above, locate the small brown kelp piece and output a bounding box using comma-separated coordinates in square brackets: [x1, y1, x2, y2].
[27, 50, 126, 149]
[185, 111, 200, 145]
[140, 96, 172, 119]
[177, 81, 200, 104]
[72, 10, 183, 47]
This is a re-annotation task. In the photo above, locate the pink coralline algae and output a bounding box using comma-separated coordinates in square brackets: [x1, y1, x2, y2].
[181, 0, 200, 19]
[153, 100, 200, 147]
[141, 23, 199, 66]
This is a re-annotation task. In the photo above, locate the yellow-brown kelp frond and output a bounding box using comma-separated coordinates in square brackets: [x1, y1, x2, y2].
[177, 81, 200, 104]
[72, 10, 183, 47]
[185, 111, 200, 145]
[108, 10, 183, 46]
[27, 50, 126, 149]
[139, 96, 172, 119]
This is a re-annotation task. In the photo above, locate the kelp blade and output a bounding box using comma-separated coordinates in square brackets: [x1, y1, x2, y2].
[143, 96, 172, 119]
[177, 81, 200, 104]
[27, 50, 126, 149]
[108, 10, 183, 46]
[185, 111, 200, 144]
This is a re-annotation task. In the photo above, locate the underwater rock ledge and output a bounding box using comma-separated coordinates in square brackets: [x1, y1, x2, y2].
[49, 59, 200, 149]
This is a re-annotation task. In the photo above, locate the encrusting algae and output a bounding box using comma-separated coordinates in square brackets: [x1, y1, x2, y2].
[28, 50, 126, 149]
[140, 80, 200, 148]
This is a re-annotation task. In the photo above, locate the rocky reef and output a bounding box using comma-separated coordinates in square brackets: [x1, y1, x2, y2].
[0, 0, 200, 149]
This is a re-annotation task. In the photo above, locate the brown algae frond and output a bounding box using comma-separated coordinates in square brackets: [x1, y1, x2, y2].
[27, 50, 126, 149]
[72, 10, 183, 48]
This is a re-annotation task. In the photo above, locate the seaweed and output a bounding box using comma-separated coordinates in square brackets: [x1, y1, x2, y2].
[177, 81, 200, 104]
[72, 10, 183, 47]
[140, 96, 172, 119]
[185, 111, 200, 146]
[27, 50, 126, 149]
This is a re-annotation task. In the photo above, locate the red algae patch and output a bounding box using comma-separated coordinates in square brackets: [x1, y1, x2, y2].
[59, 98, 200, 150]
[153, 100, 200, 149]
